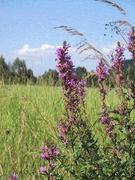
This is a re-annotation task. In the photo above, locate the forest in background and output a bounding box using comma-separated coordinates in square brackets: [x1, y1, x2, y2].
[0, 56, 135, 87]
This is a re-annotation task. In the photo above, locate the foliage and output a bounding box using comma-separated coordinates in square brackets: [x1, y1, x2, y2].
[0, 57, 37, 85]
[39, 29, 135, 179]
[0, 6, 135, 178]
[0, 55, 135, 87]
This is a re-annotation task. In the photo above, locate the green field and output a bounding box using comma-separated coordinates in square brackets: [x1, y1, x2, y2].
[0, 85, 134, 179]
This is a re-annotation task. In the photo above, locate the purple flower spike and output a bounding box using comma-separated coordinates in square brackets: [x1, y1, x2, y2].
[56, 41, 86, 144]
[128, 27, 135, 61]
[40, 144, 59, 179]
[113, 42, 125, 86]
[96, 60, 108, 83]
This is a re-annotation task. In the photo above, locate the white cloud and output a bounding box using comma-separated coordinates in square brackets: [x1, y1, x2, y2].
[102, 41, 126, 55]
[102, 42, 118, 55]
[17, 43, 55, 56]
[15, 43, 99, 75]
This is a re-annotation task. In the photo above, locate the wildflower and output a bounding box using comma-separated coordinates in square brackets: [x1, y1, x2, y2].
[106, 124, 113, 137]
[128, 27, 135, 61]
[112, 42, 125, 86]
[58, 123, 69, 144]
[96, 60, 108, 83]
[100, 113, 110, 125]
[40, 166, 48, 174]
[8, 172, 18, 180]
[41, 145, 59, 160]
[49, 161, 56, 169]
[100, 108, 114, 137]
[56, 41, 86, 144]
[40, 145, 59, 179]
[49, 176, 55, 180]
[41, 145, 48, 151]
[48, 146, 59, 157]
[56, 41, 85, 108]
[41, 152, 50, 160]
[96, 60, 114, 137]
[56, 42, 75, 84]
[77, 80, 86, 101]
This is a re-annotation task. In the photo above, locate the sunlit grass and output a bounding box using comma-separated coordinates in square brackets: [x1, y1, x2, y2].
[0, 85, 134, 179]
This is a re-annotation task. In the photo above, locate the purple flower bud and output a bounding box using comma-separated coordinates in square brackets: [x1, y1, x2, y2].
[48, 147, 59, 157]
[100, 109, 114, 137]
[41, 145, 48, 152]
[49, 161, 56, 169]
[40, 166, 48, 174]
[8, 173, 18, 180]
[100, 115, 110, 125]
[49, 176, 55, 180]
[41, 152, 50, 160]
[106, 123, 114, 136]
[58, 123, 69, 144]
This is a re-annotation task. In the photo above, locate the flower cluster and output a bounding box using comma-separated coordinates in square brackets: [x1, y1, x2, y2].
[8, 173, 18, 180]
[112, 42, 125, 86]
[128, 27, 135, 61]
[100, 108, 113, 137]
[96, 60, 108, 83]
[96, 60, 114, 137]
[56, 41, 86, 144]
[58, 123, 69, 145]
[40, 145, 59, 179]
[56, 41, 85, 103]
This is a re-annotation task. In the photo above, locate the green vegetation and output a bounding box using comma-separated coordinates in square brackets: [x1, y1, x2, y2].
[1, 56, 135, 87]
[0, 85, 124, 179]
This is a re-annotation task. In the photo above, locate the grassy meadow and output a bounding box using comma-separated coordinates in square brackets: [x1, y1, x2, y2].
[0, 85, 134, 179]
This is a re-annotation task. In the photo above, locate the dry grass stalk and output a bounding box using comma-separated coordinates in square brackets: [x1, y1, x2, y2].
[95, 0, 126, 15]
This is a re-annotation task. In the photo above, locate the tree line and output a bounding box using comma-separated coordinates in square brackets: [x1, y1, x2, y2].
[0, 56, 135, 86]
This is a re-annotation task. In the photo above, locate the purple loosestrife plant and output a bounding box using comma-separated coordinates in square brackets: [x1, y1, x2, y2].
[110, 39, 135, 178]
[127, 27, 135, 108]
[112, 42, 128, 124]
[96, 60, 108, 83]
[96, 33, 135, 178]
[37, 30, 135, 179]
[55, 42, 104, 179]
[56, 41, 86, 144]
[40, 145, 59, 180]
[96, 60, 114, 137]
[111, 42, 135, 141]
[112, 42, 125, 87]
[39, 42, 91, 180]
[128, 27, 135, 62]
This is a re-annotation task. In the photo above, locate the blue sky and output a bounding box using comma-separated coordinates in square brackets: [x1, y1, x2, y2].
[0, 0, 135, 75]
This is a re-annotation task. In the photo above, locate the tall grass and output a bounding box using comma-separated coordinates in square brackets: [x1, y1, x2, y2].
[0, 85, 133, 179]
